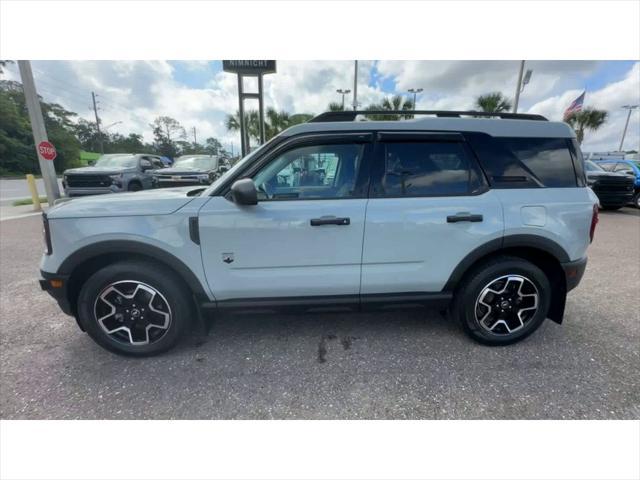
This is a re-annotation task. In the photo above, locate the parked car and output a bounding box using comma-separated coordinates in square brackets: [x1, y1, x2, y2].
[62, 154, 166, 197]
[593, 159, 640, 208]
[40, 110, 598, 356]
[584, 160, 635, 210]
[152, 155, 222, 188]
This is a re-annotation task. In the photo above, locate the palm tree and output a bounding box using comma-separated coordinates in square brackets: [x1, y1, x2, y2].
[565, 108, 608, 144]
[365, 95, 414, 120]
[226, 108, 313, 143]
[475, 92, 513, 113]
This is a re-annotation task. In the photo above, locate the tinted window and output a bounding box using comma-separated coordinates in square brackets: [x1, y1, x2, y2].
[252, 143, 364, 200]
[496, 138, 577, 187]
[379, 142, 479, 197]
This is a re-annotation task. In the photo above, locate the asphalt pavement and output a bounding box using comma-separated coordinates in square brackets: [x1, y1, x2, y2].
[0, 208, 638, 419]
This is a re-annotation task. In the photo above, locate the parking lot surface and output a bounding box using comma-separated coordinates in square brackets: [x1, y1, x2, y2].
[1, 209, 638, 419]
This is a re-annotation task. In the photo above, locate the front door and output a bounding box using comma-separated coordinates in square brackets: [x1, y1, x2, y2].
[198, 135, 372, 302]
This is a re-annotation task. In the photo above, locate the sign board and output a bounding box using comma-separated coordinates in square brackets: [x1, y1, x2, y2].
[223, 60, 276, 75]
[37, 141, 57, 161]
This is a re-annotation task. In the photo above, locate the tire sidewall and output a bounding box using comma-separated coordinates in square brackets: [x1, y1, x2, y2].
[77, 262, 190, 356]
[458, 259, 551, 345]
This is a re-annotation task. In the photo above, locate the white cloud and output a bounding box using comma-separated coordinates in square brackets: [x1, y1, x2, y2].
[2, 60, 638, 154]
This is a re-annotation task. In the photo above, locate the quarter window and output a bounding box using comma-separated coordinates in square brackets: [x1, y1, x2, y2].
[496, 138, 577, 187]
[378, 142, 480, 197]
[252, 143, 365, 200]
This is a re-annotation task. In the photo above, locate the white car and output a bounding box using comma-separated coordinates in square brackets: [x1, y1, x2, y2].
[40, 110, 598, 356]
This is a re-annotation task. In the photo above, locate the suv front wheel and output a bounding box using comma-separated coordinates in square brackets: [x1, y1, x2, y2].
[77, 261, 191, 356]
[453, 256, 551, 345]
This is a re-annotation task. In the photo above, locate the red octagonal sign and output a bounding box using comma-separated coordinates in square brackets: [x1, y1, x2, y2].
[38, 141, 57, 161]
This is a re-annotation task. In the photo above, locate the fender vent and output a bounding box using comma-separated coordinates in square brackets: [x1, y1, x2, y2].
[189, 217, 200, 245]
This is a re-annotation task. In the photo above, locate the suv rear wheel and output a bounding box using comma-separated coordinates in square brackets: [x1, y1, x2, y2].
[77, 261, 191, 356]
[453, 256, 551, 345]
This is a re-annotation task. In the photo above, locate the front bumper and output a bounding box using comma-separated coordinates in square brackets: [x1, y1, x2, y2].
[39, 271, 73, 316]
[561, 257, 587, 292]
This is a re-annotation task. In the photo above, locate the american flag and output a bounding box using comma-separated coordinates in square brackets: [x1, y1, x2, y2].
[563, 91, 585, 120]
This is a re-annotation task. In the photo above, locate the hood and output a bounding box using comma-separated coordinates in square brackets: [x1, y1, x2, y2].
[64, 166, 135, 175]
[155, 167, 211, 175]
[48, 186, 201, 219]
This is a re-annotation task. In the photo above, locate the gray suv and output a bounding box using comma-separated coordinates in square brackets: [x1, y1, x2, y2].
[62, 154, 165, 197]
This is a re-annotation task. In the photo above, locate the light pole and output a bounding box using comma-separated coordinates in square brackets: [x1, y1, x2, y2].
[408, 88, 423, 108]
[336, 89, 351, 110]
[512, 61, 535, 113]
[352, 60, 358, 111]
[619, 105, 639, 152]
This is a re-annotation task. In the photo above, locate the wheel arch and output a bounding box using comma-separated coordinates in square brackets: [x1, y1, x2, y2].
[59, 240, 209, 318]
[444, 234, 570, 324]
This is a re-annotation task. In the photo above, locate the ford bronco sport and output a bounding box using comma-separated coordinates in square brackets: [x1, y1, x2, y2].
[40, 110, 599, 356]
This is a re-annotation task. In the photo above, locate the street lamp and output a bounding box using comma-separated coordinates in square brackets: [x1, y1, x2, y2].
[408, 88, 423, 108]
[619, 105, 639, 152]
[336, 89, 351, 110]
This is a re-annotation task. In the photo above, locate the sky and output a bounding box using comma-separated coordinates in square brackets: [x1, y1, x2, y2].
[1, 60, 639, 154]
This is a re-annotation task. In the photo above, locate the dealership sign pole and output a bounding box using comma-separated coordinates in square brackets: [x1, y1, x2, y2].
[18, 60, 61, 205]
[223, 61, 276, 157]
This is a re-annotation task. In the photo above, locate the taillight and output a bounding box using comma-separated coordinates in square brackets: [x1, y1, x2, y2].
[589, 204, 598, 243]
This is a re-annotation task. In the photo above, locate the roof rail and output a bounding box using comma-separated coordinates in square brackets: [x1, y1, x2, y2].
[309, 110, 548, 123]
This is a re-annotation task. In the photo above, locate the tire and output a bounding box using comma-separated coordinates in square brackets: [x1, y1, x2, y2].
[77, 261, 192, 356]
[452, 255, 551, 346]
[128, 181, 142, 192]
[633, 192, 640, 209]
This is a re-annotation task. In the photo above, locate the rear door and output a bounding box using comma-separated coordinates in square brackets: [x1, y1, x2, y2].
[361, 132, 504, 295]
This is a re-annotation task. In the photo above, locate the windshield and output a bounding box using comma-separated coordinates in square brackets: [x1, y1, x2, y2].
[173, 156, 217, 170]
[94, 154, 137, 168]
[585, 160, 604, 172]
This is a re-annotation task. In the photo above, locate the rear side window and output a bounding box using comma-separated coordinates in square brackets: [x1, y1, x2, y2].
[496, 138, 577, 187]
[377, 142, 482, 197]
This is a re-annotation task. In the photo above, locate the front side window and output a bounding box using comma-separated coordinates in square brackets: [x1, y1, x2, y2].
[252, 143, 364, 200]
[378, 141, 480, 197]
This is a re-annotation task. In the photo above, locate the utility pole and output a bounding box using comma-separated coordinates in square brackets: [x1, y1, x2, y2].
[17, 60, 61, 204]
[192, 126, 197, 145]
[619, 105, 639, 151]
[513, 60, 525, 113]
[408, 88, 423, 108]
[91, 91, 104, 154]
[352, 60, 358, 111]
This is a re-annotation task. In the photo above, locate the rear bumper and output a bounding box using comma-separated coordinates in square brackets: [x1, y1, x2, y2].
[39, 271, 73, 316]
[561, 257, 587, 292]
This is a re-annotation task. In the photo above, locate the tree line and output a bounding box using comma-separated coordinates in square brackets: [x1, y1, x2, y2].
[0, 79, 231, 175]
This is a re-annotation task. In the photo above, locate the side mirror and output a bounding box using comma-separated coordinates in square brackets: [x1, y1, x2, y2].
[88, 160, 95, 166]
[230, 178, 258, 206]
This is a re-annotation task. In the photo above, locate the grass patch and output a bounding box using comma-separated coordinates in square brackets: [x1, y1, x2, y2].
[12, 197, 48, 206]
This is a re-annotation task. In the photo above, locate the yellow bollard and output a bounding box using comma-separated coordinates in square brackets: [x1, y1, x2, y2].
[26, 174, 42, 212]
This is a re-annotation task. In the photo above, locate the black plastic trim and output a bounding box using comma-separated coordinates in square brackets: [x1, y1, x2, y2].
[205, 292, 453, 313]
[562, 257, 588, 292]
[188, 217, 200, 245]
[57, 240, 208, 298]
[40, 271, 74, 317]
[443, 235, 571, 291]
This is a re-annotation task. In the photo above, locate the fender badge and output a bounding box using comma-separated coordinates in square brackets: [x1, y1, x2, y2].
[222, 253, 234, 264]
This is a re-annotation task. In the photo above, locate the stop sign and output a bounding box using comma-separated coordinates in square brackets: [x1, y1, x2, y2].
[38, 141, 57, 161]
